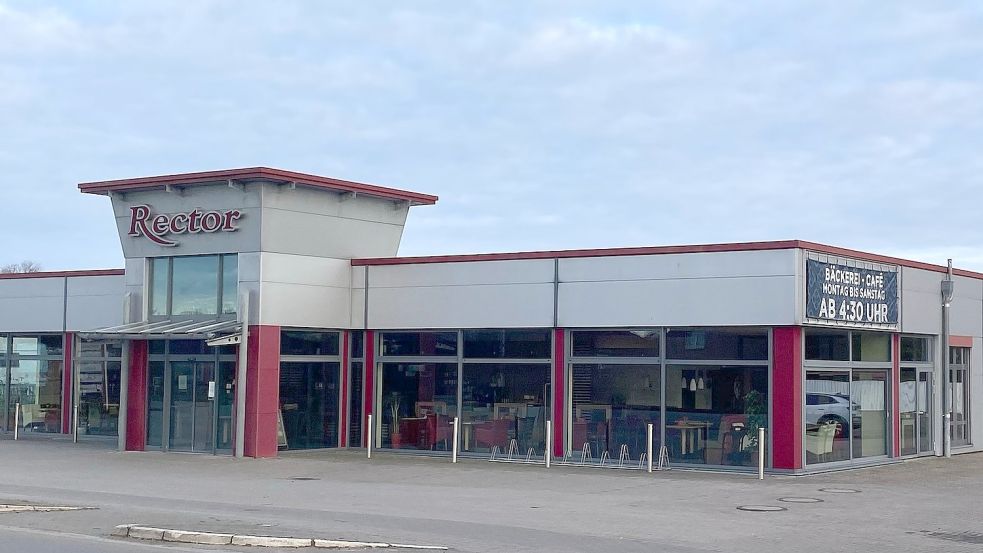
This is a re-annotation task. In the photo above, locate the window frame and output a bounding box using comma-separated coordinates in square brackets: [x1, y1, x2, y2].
[148, 254, 237, 319]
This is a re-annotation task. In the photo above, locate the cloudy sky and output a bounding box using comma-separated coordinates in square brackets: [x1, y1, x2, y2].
[2, 1, 982, 271]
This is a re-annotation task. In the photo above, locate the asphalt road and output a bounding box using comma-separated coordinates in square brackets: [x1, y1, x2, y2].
[2, 436, 983, 552]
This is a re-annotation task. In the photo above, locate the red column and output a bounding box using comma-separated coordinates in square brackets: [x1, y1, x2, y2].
[892, 333, 901, 457]
[552, 328, 565, 458]
[772, 326, 803, 470]
[126, 340, 148, 451]
[362, 330, 375, 448]
[62, 332, 74, 434]
[340, 330, 350, 448]
[244, 325, 281, 458]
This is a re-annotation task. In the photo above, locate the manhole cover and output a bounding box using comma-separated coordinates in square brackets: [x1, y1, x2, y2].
[778, 497, 824, 504]
[818, 487, 861, 494]
[288, 477, 320, 481]
[737, 505, 787, 512]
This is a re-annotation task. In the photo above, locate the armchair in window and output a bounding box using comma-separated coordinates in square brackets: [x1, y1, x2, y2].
[805, 421, 838, 462]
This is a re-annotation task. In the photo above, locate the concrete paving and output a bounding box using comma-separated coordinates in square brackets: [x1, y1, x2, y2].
[1, 438, 982, 552]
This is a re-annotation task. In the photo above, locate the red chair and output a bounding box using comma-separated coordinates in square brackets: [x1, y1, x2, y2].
[474, 419, 511, 450]
[425, 413, 454, 450]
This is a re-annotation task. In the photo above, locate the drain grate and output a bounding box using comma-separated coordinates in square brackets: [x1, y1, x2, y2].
[288, 477, 320, 481]
[736, 505, 787, 512]
[818, 487, 861, 494]
[778, 497, 824, 504]
[923, 530, 983, 545]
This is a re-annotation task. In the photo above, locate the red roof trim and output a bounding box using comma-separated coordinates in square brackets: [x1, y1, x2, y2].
[78, 167, 438, 205]
[353, 239, 983, 280]
[0, 269, 125, 280]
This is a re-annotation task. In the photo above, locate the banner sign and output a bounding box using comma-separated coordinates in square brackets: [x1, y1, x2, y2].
[127, 204, 242, 247]
[806, 260, 898, 325]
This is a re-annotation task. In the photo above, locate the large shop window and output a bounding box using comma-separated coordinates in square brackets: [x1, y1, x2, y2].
[804, 330, 891, 465]
[1, 335, 64, 433]
[900, 336, 934, 457]
[380, 363, 458, 451]
[348, 332, 364, 448]
[277, 330, 341, 450]
[950, 347, 971, 447]
[149, 254, 238, 317]
[77, 340, 123, 437]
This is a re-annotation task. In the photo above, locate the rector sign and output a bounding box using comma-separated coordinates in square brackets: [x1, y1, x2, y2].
[127, 204, 243, 247]
[806, 260, 898, 325]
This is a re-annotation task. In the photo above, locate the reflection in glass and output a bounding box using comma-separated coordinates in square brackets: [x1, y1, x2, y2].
[461, 363, 549, 455]
[665, 365, 768, 465]
[949, 347, 970, 446]
[147, 361, 165, 447]
[463, 329, 551, 359]
[805, 372, 852, 464]
[278, 362, 340, 449]
[150, 257, 170, 316]
[380, 363, 458, 450]
[918, 373, 933, 453]
[852, 370, 888, 458]
[900, 368, 917, 456]
[852, 332, 891, 362]
[570, 330, 660, 358]
[665, 329, 768, 361]
[12, 335, 63, 356]
[280, 331, 340, 356]
[571, 364, 661, 461]
[381, 332, 458, 356]
[805, 330, 850, 361]
[7, 359, 63, 433]
[901, 336, 932, 362]
[216, 361, 236, 450]
[349, 361, 363, 447]
[221, 254, 238, 315]
[171, 256, 220, 316]
[77, 361, 121, 436]
[0, 354, 6, 430]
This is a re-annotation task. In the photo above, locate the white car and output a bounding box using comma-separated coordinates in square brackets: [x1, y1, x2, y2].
[806, 393, 861, 436]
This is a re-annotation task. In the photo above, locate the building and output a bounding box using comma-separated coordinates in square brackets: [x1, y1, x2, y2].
[0, 167, 979, 473]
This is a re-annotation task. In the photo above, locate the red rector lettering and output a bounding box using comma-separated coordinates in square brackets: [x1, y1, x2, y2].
[127, 204, 243, 247]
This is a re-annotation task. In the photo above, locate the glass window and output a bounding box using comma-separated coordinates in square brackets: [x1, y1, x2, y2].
[0, 335, 7, 354]
[570, 330, 660, 358]
[380, 332, 457, 357]
[168, 340, 210, 356]
[351, 331, 364, 359]
[79, 339, 122, 358]
[463, 329, 551, 359]
[77, 361, 121, 437]
[949, 347, 970, 447]
[805, 330, 850, 361]
[7, 359, 63, 433]
[852, 370, 889, 458]
[147, 361, 165, 447]
[805, 371, 852, 464]
[148, 340, 166, 355]
[461, 363, 549, 455]
[279, 362, 341, 449]
[665, 328, 768, 361]
[280, 331, 340, 356]
[12, 335, 63, 356]
[380, 363, 458, 450]
[221, 254, 238, 315]
[852, 332, 891, 362]
[150, 257, 170, 316]
[665, 364, 768, 466]
[571, 364, 661, 460]
[901, 336, 932, 362]
[171, 256, 220, 316]
[349, 361, 363, 447]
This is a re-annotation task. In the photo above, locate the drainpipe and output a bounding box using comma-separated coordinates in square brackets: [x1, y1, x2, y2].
[118, 293, 132, 452]
[234, 291, 250, 458]
[940, 260, 954, 458]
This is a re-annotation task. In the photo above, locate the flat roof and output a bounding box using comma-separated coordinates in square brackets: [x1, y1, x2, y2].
[0, 269, 125, 280]
[78, 167, 438, 206]
[353, 239, 983, 280]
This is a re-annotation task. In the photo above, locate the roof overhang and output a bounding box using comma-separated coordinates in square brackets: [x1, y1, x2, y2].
[78, 318, 241, 341]
[78, 167, 438, 206]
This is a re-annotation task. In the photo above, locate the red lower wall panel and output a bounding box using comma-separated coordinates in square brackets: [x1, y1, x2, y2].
[552, 328, 565, 458]
[772, 327, 803, 470]
[126, 341, 148, 451]
[244, 325, 281, 458]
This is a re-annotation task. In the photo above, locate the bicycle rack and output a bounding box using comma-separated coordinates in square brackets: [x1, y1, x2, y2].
[617, 444, 631, 468]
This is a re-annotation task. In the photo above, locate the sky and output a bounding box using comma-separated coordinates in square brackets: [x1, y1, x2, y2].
[1, 1, 982, 271]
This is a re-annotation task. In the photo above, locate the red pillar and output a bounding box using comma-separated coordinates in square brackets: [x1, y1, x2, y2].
[340, 330, 350, 448]
[244, 325, 281, 458]
[126, 340, 148, 451]
[362, 330, 375, 448]
[892, 333, 901, 457]
[552, 328, 565, 458]
[772, 327, 803, 470]
[62, 332, 74, 434]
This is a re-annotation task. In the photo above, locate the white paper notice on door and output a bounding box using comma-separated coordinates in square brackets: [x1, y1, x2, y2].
[208, 381, 216, 399]
[178, 374, 188, 390]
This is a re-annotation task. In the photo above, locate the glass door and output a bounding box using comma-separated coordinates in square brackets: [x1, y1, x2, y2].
[167, 361, 216, 453]
[917, 371, 933, 454]
[852, 370, 889, 458]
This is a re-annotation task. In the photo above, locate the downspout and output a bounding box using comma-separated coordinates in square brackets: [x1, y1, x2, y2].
[941, 259, 954, 458]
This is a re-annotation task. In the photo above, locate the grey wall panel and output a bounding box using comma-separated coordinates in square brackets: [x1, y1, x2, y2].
[261, 208, 405, 259]
[260, 282, 352, 329]
[969, 336, 983, 453]
[901, 267, 942, 335]
[368, 283, 555, 329]
[65, 275, 124, 331]
[0, 278, 65, 332]
[559, 249, 797, 282]
[369, 259, 554, 288]
[950, 275, 983, 337]
[558, 276, 797, 328]
[351, 288, 365, 329]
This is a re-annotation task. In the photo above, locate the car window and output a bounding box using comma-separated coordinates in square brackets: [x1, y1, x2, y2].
[807, 394, 819, 405]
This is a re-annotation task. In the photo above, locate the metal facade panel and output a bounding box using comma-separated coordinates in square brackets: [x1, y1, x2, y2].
[65, 275, 125, 331]
[557, 276, 797, 327]
[368, 258, 555, 288]
[367, 282, 555, 329]
[259, 281, 351, 329]
[261, 206, 405, 259]
[558, 249, 797, 282]
[0, 277, 65, 332]
[900, 266, 941, 335]
[950, 275, 983, 337]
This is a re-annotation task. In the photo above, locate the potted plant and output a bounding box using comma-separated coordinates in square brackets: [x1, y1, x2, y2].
[387, 393, 402, 449]
[736, 389, 766, 465]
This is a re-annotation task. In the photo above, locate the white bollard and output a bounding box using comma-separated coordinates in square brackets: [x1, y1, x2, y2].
[367, 414, 373, 459]
[452, 417, 460, 463]
[545, 420, 552, 468]
[647, 423, 654, 473]
[758, 427, 766, 480]
[944, 413, 952, 458]
[14, 402, 20, 440]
